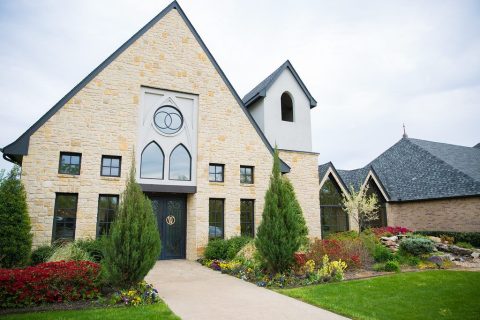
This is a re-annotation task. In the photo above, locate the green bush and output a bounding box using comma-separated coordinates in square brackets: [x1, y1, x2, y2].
[373, 245, 393, 262]
[104, 164, 161, 288]
[76, 238, 107, 262]
[48, 242, 91, 262]
[372, 263, 385, 272]
[415, 231, 480, 247]
[395, 250, 421, 266]
[0, 166, 32, 268]
[204, 239, 229, 260]
[384, 260, 400, 272]
[30, 245, 55, 265]
[455, 242, 474, 249]
[399, 237, 434, 256]
[256, 149, 308, 273]
[204, 236, 251, 260]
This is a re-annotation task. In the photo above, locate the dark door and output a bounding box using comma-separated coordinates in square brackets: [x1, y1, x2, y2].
[151, 195, 186, 260]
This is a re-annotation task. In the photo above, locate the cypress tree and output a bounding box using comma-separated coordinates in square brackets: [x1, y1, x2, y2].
[0, 166, 32, 268]
[104, 162, 161, 287]
[255, 149, 308, 273]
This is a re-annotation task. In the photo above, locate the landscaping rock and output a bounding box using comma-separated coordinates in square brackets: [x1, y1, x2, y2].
[428, 236, 442, 243]
[435, 243, 450, 252]
[427, 256, 445, 267]
[471, 252, 480, 259]
[381, 236, 398, 242]
[449, 245, 473, 256]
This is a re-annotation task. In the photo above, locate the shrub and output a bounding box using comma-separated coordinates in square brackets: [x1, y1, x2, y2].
[255, 149, 308, 273]
[48, 242, 91, 262]
[204, 236, 251, 260]
[456, 242, 474, 249]
[372, 262, 385, 272]
[395, 250, 421, 266]
[317, 255, 347, 282]
[414, 231, 480, 247]
[226, 236, 251, 260]
[76, 238, 107, 262]
[30, 245, 55, 266]
[204, 239, 229, 260]
[370, 226, 412, 238]
[104, 164, 161, 288]
[373, 244, 393, 262]
[384, 260, 400, 272]
[0, 261, 101, 308]
[235, 240, 256, 261]
[0, 166, 32, 268]
[399, 237, 434, 256]
[306, 237, 373, 269]
[440, 235, 454, 244]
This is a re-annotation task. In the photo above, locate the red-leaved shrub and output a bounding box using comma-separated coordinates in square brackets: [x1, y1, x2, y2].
[371, 226, 412, 238]
[306, 238, 372, 269]
[0, 260, 101, 308]
[294, 252, 307, 266]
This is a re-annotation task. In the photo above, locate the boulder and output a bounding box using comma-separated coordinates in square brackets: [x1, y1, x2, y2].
[449, 245, 473, 256]
[427, 256, 445, 267]
[435, 243, 450, 252]
[428, 236, 442, 243]
[471, 252, 480, 259]
[381, 236, 398, 242]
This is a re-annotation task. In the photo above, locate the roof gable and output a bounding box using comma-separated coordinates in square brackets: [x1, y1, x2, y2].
[1, 1, 290, 173]
[242, 60, 317, 108]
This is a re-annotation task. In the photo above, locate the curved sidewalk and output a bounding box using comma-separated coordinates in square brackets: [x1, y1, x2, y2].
[146, 260, 348, 320]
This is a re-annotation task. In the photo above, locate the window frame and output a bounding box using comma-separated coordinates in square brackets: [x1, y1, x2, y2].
[208, 198, 225, 240]
[240, 166, 254, 184]
[140, 141, 165, 180]
[58, 152, 82, 175]
[240, 199, 255, 238]
[100, 155, 122, 177]
[169, 143, 192, 181]
[52, 193, 78, 243]
[96, 194, 119, 237]
[281, 91, 294, 122]
[209, 163, 225, 182]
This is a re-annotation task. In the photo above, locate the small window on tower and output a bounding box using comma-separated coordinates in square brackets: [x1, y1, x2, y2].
[281, 92, 293, 122]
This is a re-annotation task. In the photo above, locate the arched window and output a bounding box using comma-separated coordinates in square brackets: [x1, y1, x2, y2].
[320, 175, 349, 238]
[281, 92, 294, 122]
[140, 142, 164, 179]
[364, 178, 387, 229]
[169, 144, 191, 181]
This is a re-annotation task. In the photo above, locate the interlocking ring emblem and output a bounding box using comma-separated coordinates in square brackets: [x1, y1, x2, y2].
[154, 106, 183, 135]
[166, 215, 176, 225]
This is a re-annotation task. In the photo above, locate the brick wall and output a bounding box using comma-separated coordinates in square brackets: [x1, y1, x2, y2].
[387, 197, 480, 232]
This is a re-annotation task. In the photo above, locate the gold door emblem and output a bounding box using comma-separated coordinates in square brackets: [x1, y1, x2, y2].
[166, 215, 176, 225]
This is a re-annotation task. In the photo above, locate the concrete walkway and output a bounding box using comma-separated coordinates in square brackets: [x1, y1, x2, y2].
[146, 260, 348, 320]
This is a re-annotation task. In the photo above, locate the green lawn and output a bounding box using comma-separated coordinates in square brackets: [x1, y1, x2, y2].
[280, 270, 480, 320]
[1, 302, 180, 320]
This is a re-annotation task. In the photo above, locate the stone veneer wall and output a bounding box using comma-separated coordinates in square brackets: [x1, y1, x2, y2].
[387, 197, 480, 232]
[279, 150, 321, 239]
[21, 8, 275, 260]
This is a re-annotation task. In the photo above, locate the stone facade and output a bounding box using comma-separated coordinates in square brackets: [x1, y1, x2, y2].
[279, 150, 321, 239]
[18, 8, 322, 260]
[387, 197, 480, 232]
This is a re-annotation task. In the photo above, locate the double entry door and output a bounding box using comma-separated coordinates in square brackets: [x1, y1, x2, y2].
[150, 195, 186, 260]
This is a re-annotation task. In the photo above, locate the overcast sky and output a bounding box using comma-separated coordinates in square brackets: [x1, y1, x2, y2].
[1, 0, 479, 173]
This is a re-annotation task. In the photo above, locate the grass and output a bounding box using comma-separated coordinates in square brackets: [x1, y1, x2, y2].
[280, 271, 480, 320]
[1, 302, 180, 320]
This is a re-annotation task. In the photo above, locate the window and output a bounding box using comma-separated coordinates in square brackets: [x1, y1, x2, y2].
[101, 156, 121, 177]
[209, 164, 224, 182]
[209, 199, 224, 239]
[153, 105, 184, 135]
[169, 144, 191, 181]
[320, 176, 349, 238]
[141, 142, 164, 179]
[363, 178, 388, 230]
[240, 199, 254, 237]
[52, 193, 78, 242]
[281, 92, 293, 122]
[240, 166, 254, 184]
[97, 195, 119, 237]
[58, 152, 81, 175]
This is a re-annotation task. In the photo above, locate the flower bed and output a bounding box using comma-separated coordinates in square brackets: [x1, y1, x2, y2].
[371, 226, 412, 238]
[0, 261, 101, 308]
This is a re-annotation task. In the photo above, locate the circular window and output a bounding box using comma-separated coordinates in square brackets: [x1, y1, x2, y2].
[153, 106, 183, 135]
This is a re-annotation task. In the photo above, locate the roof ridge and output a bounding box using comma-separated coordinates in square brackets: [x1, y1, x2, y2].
[408, 137, 475, 149]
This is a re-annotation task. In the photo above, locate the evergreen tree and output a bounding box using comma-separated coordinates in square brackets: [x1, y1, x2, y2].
[104, 162, 161, 287]
[255, 149, 308, 273]
[0, 166, 32, 268]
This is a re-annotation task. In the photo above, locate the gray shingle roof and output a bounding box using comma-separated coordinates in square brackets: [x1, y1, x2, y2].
[319, 137, 480, 202]
[242, 60, 317, 108]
